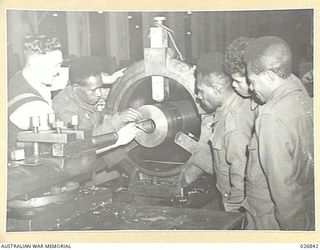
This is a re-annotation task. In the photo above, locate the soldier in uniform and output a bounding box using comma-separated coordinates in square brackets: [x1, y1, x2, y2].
[245, 36, 314, 230]
[53, 57, 142, 136]
[195, 51, 255, 212]
[224, 37, 280, 230]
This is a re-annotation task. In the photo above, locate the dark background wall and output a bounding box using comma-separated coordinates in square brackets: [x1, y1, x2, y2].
[7, 9, 313, 78]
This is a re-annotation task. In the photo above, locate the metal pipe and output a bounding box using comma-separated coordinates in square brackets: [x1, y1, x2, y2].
[91, 132, 118, 147]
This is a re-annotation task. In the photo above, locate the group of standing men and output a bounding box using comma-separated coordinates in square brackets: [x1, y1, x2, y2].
[7, 34, 314, 231]
[195, 36, 314, 230]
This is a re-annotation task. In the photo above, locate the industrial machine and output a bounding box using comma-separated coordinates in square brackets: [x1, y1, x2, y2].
[105, 17, 215, 201]
[7, 17, 244, 231]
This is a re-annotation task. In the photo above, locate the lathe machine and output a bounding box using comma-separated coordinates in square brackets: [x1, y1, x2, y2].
[6, 17, 245, 231]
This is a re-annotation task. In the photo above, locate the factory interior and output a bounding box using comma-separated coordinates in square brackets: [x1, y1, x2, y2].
[6, 9, 313, 231]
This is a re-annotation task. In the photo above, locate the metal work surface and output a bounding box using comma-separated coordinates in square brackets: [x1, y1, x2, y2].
[57, 202, 245, 230]
[7, 182, 244, 231]
[8, 201, 244, 231]
[7, 185, 113, 231]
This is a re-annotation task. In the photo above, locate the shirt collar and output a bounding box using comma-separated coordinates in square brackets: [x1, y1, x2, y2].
[213, 92, 241, 123]
[260, 76, 303, 112]
[269, 78, 302, 102]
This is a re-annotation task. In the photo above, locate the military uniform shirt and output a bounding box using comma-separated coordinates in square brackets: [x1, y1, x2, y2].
[209, 92, 255, 205]
[254, 80, 314, 230]
[53, 85, 114, 135]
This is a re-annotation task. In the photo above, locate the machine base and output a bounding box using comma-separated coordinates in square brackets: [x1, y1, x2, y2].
[7, 174, 245, 231]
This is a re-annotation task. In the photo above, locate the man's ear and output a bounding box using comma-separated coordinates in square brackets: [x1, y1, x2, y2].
[72, 84, 79, 94]
[263, 70, 276, 82]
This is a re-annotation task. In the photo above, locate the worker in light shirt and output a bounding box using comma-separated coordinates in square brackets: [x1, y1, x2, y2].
[8, 34, 63, 151]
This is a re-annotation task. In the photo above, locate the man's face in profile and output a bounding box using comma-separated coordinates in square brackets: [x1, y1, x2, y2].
[76, 75, 103, 105]
[196, 73, 222, 113]
[31, 50, 63, 86]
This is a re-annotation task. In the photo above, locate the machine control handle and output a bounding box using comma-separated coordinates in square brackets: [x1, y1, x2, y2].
[71, 115, 79, 130]
[48, 113, 55, 125]
[52, 121, 64, 134]
[71, 115, 79, 125]
[31, 116, 40, 127]
[174, 132, 197, 153]
[31, 116, 40, 133]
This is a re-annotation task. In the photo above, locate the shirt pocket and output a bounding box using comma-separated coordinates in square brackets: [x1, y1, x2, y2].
[211, 138, 231, 197]
[210, 137, 227, 173]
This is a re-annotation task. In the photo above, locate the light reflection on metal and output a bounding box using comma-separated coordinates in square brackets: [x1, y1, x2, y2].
[135, 101, 199, 148]
[136, 104, 168, 147]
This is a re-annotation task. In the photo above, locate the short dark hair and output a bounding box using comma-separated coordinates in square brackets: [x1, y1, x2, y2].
[196, 51, 232, 88]
[23, 34, 61, 58]
[223, 37, 255, 76]
[245, 36, 292, 79]
[69, 57, 103, 86]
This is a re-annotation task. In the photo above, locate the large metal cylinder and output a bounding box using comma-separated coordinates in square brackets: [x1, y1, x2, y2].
[136, 101, 199, 148]
[105, 53, 206, 177]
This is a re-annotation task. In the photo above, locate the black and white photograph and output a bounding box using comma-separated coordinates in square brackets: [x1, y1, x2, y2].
[6, 8, 314, 232]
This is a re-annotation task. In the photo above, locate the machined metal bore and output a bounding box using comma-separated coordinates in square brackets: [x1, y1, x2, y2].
[136, 100, 199, 148]
[136, 105, 168, 147]
[105, 59, 202, 177]
[135, 119, 156, 134]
